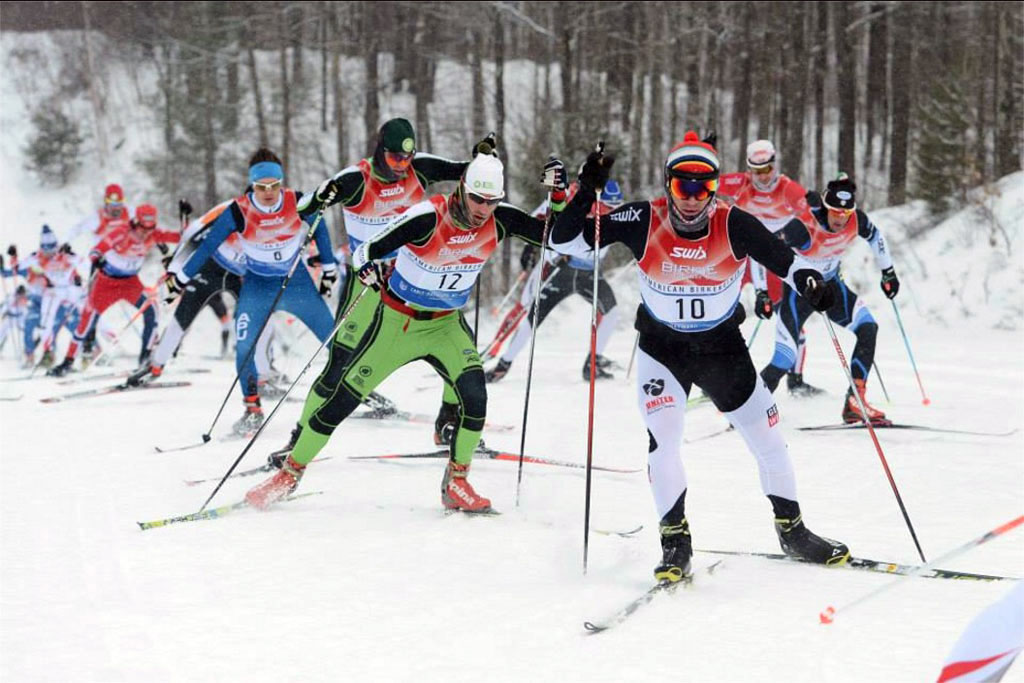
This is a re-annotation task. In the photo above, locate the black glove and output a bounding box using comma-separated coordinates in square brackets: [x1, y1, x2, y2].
[702, 131, 718, 149]
[880, 267, 899, 299]
[357, 260, 383, 291]
[90, 255, 105, 277]
[73, 272, 83, 287]
[319, 268, 338, 296]
[178, 199, 193, 219]
[314, 176, 340, 204]
[7, 245, 17, 261]
[805, 190, 823, 209]
[520, 245, 538, 271]
[754, 289, 774, 320]
[541, 158, 568, 192]
[161, 254, 174, 270]
[794, 270, 835, 312]
[164, 273, 188, 303]
[578, 143, 615, 193]
[473, 132, 498, 158]
[307, 253, 323, 268]
[59, 243, 74, 255]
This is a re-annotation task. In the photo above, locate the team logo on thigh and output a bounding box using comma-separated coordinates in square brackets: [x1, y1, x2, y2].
[642, 378, 665, 396]
[642, 378, 674, 414]
[767, 404, 779, 427]
[358, 366, 372, 377]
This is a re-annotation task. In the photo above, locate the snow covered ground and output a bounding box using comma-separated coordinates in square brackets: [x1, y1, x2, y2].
[0, 285, 1021, 681]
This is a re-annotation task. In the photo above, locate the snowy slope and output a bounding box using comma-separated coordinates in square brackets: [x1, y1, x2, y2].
[2, 28, 1023, 683]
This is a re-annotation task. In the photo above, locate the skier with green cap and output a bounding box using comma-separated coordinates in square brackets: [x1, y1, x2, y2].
[274, 119, 498, 461]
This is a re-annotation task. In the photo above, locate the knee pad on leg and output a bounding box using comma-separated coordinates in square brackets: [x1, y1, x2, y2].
[313, 341, 354, 399]
[453, 369, 487, 432]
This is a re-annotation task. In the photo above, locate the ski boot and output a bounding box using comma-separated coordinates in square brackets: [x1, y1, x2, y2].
[441, 461, 493, 513]
[484, 358, 512, 384]
[595, 354, 620, 371]
[220, 329, 230, 358]
[786, 372, 825, 398]
[258, 379, 288, 400]
[126, 364, 162, 387]
[39, 349, 55, 368]
[581, 355, 614, 381]
[841, 378, 889, 425]
[654, 519, 693, 583]
[434, 402, 460, 446]
[245, 455, 305, 510]
[21, 353, 35, 369]
[46, 356, 74, 377]
[232, 395, 264, 437]
[362, 391, 397, 418]
[770, 495, 849, 566]
[268, 425, 303, 469]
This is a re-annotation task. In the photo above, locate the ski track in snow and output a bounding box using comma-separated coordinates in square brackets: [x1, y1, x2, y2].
[1, 298, 1022, 682]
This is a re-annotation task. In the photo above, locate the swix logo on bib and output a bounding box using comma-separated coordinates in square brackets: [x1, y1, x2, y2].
[99, 225, 160, 277]
[343, 159, 425, 254]
[236, 190, 304, 277]
[636, 198, 745, 332]
[388, 195, 499, 310]
[800, 212, 858, 280]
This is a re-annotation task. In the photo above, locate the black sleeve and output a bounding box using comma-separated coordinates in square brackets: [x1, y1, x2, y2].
[550, 188, 650, 260]
[855, 209, 876, 240]
[303, 168, 367, 213]
[412, 155, 470, 186]
[493, 204, 548, 247]
[778, 217, 812, 251]
[726, 206, 796, 278]
[365, 211, 438, 261]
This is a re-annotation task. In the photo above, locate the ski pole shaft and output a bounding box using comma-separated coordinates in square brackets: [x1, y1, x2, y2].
[891, 300, 929, 405]
[873, 360, 890, 403]
[820, 514, 1023, 624]
[821, 311, 927, 563]
[625, 331, 639, 379]
[746, 318, 763, 349]
[515, 191, 554, 508]
[481, 265, 561, 360]
[200, 204, 331, 445]
[492, 270, 527, 317]
[583, 184, 603, 574]
[199, 285, 369, 512]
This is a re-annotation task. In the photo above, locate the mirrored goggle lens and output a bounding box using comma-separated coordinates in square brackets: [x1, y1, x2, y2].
[750, 163, 775, 175]
[467, 192, 502, 206]
[669, 176, 717, 201]
[385, 152, 414, 167]
[826, 205, 854, 217]
[253, 180, 282, 192]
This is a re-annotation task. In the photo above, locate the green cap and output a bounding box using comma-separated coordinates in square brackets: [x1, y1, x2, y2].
[380, 118, 416, 154]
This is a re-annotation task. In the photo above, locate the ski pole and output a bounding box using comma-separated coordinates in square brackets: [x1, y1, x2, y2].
[473, 279, 480, 345]
[873, 360, 890, 403]
[891, 300, 929, 405]
[491, 270, 527, 317]
[819, 514, 1024, 625]
[199, 285, 369, 512]
[481, 265, 562, 361]
[515, 186, 555, 508]
[820, 308, 927, 563]
[625, 331, 639, 379]
[746, 318, 763, 349]
[583, 145, 607, 573]
[198, 201, 333, 447]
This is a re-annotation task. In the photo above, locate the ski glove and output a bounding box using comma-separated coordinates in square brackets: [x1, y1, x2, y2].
[6, 245, 16, 261]
[794, 270, 835, 312]
[805, 190, 823, 209]
[178, 199, 193, 219]
[356, 261, 383, 291]
[473, 132, 498, 158]
[319, 267, 338, 296]
[314, 177, 341, 204]
[880, 267, 899, 299]
[578, 144, 615, 194]
[164, 273, 188, 303]
[541, 158, 568, 192]
[754, 289, 774, 320]
[520, 245, 538, 272]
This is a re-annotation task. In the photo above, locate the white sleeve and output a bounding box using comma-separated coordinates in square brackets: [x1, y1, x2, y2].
[750, 260, 768, 290]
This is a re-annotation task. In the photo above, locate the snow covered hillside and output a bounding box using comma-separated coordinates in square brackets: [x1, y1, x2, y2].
[1, 29, 1023, 683]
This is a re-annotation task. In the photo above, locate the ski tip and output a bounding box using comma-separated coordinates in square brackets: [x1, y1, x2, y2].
[922, 398, 931, 406]
[819, 606, 836, 625]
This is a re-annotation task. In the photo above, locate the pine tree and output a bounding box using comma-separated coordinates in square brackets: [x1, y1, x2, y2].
[913, 75, 975, 216]
[23, 107, 85, 185]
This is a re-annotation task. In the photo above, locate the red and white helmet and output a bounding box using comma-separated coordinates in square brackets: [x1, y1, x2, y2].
[135, 203, 158, 229]
[746, 140, 780, 192]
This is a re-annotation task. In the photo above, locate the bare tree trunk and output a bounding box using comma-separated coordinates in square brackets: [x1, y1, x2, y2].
[784, 2, 807, 180]
[733, 4, 753, 169]
[494, 8, 510, 292]
[888, 3, 913, 204]
[80, 1, 109, 168]
[247, 47, 268, 147]
[470, 27, 486, 141]
[864, 2, 887, 169]
[332, 5, 345, 168]
[995, 2, 1023, 176]
[280, 15, 291, 172]
[560, 27, 573, 147]
[364, 20, 380, 156]
[834, 1, 856, 176]
[814, 3, 828, 189]
[201, 3, 217, 206]
[224, 41, 239, 137]
[320, 4, 328, 133]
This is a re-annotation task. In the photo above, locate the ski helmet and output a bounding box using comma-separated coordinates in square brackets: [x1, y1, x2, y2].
[135, 204, 158, 229]
[39, 225, 58, 254]
[665, 131, 720, 232]
[746, 140, 780, 192]
[601, 179, 625, 208]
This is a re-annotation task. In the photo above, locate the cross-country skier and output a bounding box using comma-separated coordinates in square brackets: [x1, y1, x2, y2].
[549, 133, 849, 583]
[757, 174, 898, 425]
[485, 179, 623, 383]
[245, 152, 560, 514]
[48, 204, 181, 376]
[4, 227, 85, 368]
[273, 119, 486, 454]
[165, 149, 339, 436]
[718, 140, 823, 396]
